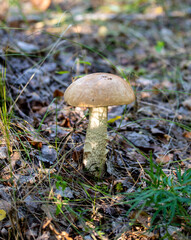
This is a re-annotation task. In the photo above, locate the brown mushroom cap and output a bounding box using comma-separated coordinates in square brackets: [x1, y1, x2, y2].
[64, 73, 135, 107]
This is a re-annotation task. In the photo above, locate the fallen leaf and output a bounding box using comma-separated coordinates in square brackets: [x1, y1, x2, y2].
[17, 41, 39, 53]
[156, 154, 174, 164]
[27, 135, 43, 149]
[151, 127, 164, 135]
[125, 132, 155, 152]
[183, 131, 191, 139]
[0, 209, 6, 221]
[59, 117, 71, 128]
[53, 89, 64, 98]
[107, 116, 121, 123]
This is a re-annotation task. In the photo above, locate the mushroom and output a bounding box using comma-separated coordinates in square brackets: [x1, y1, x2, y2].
[64, 73, 135, 177]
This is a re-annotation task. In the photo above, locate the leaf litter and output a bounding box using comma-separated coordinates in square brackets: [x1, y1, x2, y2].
[0, 0, 191, 239]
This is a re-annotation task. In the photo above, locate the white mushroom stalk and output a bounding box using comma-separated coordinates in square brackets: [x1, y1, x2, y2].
[84, 107, 108, 176]
[64, 72, 135, 177]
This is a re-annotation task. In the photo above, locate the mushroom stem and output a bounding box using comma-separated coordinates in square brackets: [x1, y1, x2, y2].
[83, 107, 108, 176]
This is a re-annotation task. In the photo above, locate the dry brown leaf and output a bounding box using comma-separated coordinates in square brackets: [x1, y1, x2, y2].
[156, 154, 173, 164]
[59, 117, 71, 128]
[183, 131, 191, 139]
[53, 89, 64, 98]
[27, 135, 43, 149]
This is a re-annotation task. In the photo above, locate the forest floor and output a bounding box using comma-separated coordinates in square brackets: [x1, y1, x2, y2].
[0, 0, 191, 239]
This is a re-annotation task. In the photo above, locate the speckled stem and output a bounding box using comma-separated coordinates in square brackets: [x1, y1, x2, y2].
[83, 107, 108, 177]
